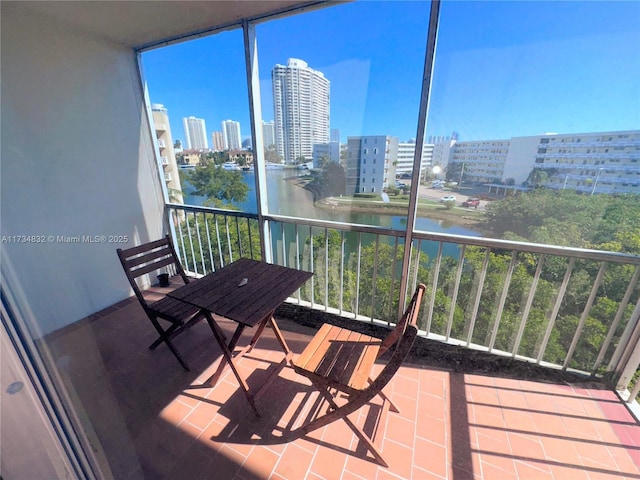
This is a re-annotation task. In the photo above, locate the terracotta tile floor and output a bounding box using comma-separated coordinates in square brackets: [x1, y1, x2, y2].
[43, 293, 640, 480]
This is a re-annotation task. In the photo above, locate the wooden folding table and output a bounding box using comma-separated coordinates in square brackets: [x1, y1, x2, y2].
[167, 257, 312, 415]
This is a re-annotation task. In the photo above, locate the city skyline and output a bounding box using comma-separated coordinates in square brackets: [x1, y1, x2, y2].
[142, 1, 639, 149]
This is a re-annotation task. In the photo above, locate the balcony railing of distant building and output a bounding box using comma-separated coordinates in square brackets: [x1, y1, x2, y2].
[165, 202, 640, 404]
[546, 140, 640, 148]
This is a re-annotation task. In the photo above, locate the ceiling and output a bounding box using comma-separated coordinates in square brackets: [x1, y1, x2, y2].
[11, 1, 329, 50]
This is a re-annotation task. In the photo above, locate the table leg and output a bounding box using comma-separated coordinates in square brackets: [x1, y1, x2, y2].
[268, 316, 294, 363]
[202, 313, 260, 416]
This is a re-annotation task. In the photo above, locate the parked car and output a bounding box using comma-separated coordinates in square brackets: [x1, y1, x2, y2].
[462, 197, 480, 208]
[439, 195, 456, 203]
[395, 181, 407, 189]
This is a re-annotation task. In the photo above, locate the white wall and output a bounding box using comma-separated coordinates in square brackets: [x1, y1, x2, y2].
[505, 135, 542, 184]
[1, 4, 166, 335]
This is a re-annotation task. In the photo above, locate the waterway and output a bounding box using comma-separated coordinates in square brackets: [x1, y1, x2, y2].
[183, 169, 481, 237]
[181, 169, 481, 261]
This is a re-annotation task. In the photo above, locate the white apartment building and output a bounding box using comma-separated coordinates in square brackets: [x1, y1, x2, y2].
[445, 130, 640, 195]
[272, 58, 330, 164]
[396, 141, 434, 179]
[531, 130, 640, 195]
[346, 135, 398, 195]
[152, 104, 183, 203]
[222, 119, 242, 150]
[447, 139, 510, 184]
[262, 120, 276, 148]
[182, 116, 208, 150]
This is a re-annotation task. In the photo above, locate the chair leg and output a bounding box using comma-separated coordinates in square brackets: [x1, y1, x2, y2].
[147, 316, 190, 371]
[149, 323, 182, 350]
[293, 383, 389, 467]
[368, 377, 400, 413]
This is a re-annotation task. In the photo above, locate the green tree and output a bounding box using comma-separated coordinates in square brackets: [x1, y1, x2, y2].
[184, 162, 248, 208]
[526, 168, 549, 188]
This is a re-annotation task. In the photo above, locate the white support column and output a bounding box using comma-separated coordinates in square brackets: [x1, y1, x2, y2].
[397, 0, 441, 318]
[243, 21, 272, 262]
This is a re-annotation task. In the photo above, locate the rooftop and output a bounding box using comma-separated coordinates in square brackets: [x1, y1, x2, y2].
[43, 290, 640, 480]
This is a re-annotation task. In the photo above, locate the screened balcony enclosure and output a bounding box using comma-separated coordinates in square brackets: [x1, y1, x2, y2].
[2, 1, 639, 479]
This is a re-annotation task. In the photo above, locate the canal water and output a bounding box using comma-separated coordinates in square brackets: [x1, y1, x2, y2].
[183, 170, 480, 235]
[181, 169, 481, 261]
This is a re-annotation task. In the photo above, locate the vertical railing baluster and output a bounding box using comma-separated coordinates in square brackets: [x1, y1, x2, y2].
[445, 245, 466, 341]
[246, 218, 254, 259]
[214, 214, 224, 268]
[563, 262, 608, 370]
[235, 216, 242, 258]
[281, 222, 287, 267]
[512, 254, 545, 356]
[324, 227, 329, 311]
[537, 257, 576, 363]
[466, 248, 491, 346]
[411, 239, 421, 299]
[339, 231, 345, 315]
[425, 241, 443, 334]
[370, 235, 380, 323]
[196, 212, 206, 274]
[593, 266, 640, 372]
[203, 212, 215, 272]
[295, 223, 301, 302]
[185, 211, 198, 275]
[225, 216, 233, 263]
[489, 251, 517, 352]
[388, 237, 400, 325]
[355, 232, 362, 318]
[175, 208, 189, 270]
[607, 278, 640, 372]
[309, 226, 315, 306]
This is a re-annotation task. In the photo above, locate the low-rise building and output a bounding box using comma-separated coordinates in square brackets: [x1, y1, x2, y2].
[346, 135, 398, 194]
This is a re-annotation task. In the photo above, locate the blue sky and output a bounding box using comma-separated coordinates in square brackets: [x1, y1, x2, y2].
[142, 1, 640, 146]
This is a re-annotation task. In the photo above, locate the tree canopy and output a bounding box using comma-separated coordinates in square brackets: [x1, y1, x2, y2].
[184, 161, 248, 208]
[484, 189, 640, 254]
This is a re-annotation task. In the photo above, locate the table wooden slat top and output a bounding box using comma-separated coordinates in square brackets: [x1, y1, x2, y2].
[167, 258, 313, 327]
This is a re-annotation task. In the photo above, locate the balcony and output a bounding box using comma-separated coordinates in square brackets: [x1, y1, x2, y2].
[42, 292, 640, 479]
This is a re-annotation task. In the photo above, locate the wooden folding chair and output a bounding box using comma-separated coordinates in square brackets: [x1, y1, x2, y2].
[117, 235, 204, 370]
[291, 284, 425, 466]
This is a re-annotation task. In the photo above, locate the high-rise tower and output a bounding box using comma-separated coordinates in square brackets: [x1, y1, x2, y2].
[222, 120, 242, 150]
[272, 58, 330, 164]
[182, 116, 208, 150]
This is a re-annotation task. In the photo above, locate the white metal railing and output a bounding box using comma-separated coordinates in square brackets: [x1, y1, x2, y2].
[166, 202, 640, 402]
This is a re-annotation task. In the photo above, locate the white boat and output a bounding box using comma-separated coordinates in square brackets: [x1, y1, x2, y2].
[222, 162, 241, 171]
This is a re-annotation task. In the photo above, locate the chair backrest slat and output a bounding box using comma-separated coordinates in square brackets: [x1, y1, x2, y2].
[378, 284, 425, 357]
[123, 246, 173, 270]
[122, 237, 171, 257]
[117, 235, 188, 308]
[128, 255, 176, 278]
